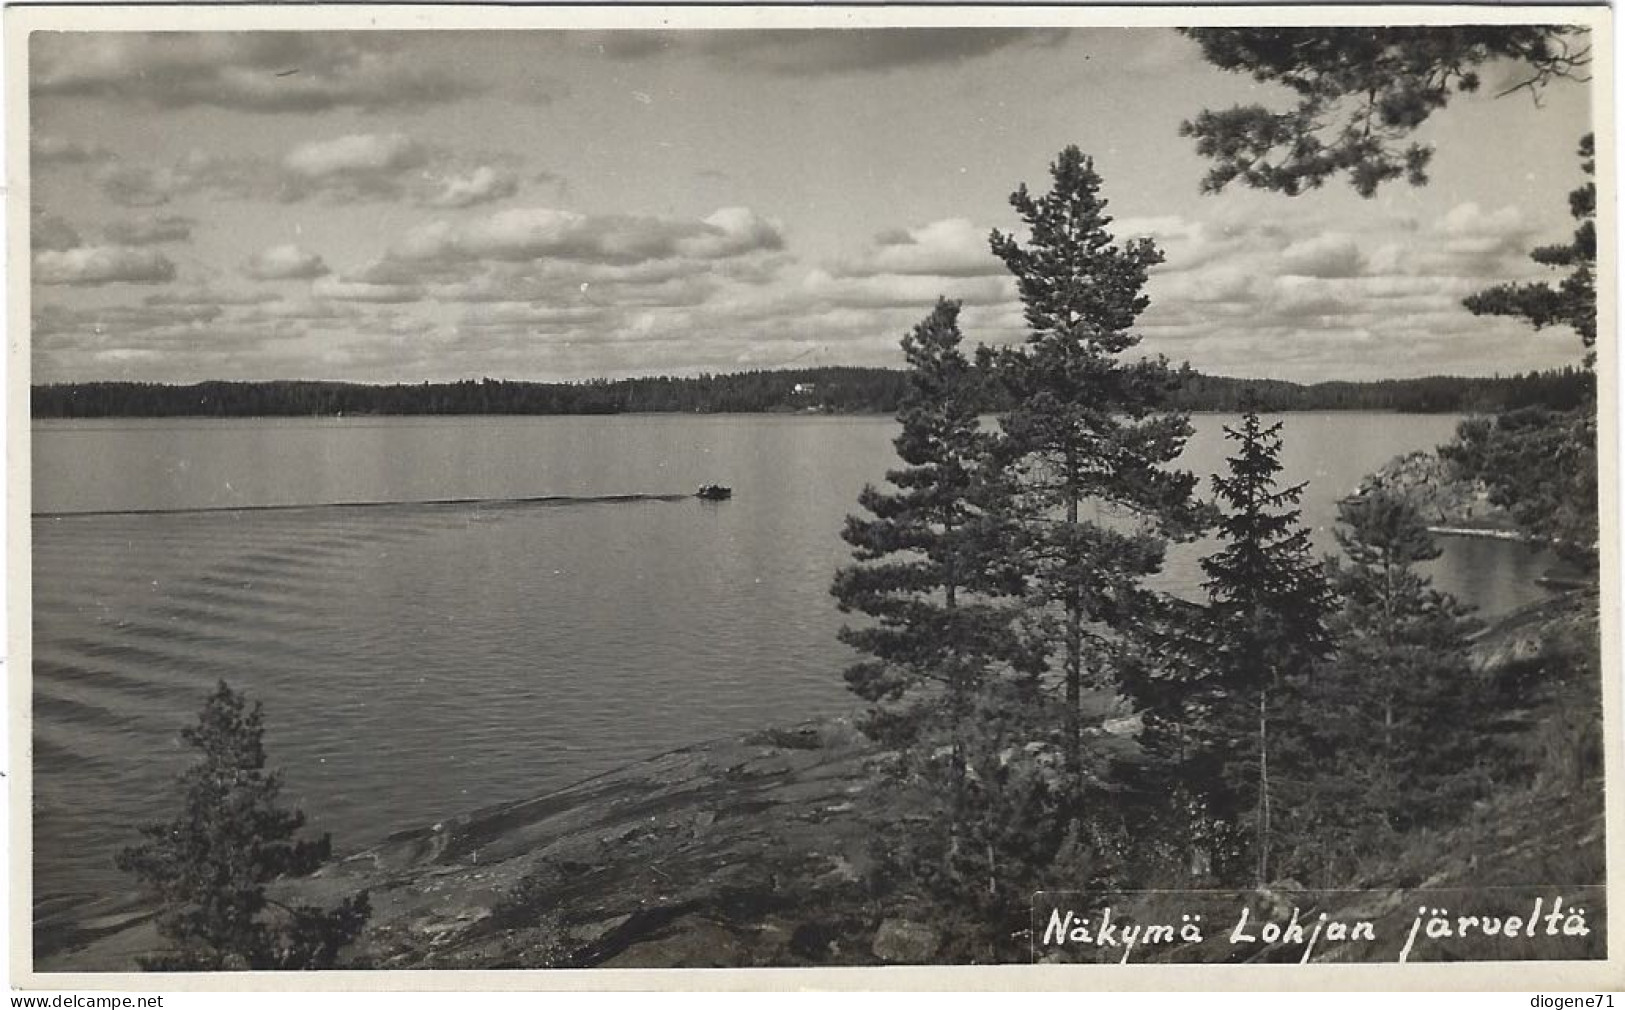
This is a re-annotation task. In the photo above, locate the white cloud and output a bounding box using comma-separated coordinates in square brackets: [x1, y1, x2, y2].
[98, 164, 184, 207]
[423, 272, 545, 303]
[586, 28, 1067, 77]
[1266, 276, 1355, 320]
[457, 302, 610, 328]
[686, 208, 786, 258]
[1123, 214, 1255, 275]
[804, 268, 1013, 309]
[34, 301, 222, 337]
[312, 276, 424, 303]
[1149, 267, 1257, 305]
[1437, 202, 1536, 262]
[1442, 202, 1529, 241]
[393, 205, 785, 267]
[1280, 233, 1365, 278]
[243, 244, 331, 281]
[284, 132, 429, 180]
[279, 133, 449, 203]
[33, 136, 115, 165]
[104, 215, 195, 246]
[33, 33, 481, 113]
[241, 299, 364, 323]
[97, 152, 270, 207]
[145, 286, 282, 308]
[837, 218, 1001, 278]
[425, 165, 521, 208]
[35, 246, 177, 285]
[96, 134, 527, 209]
[1367, 202, 1540, 278]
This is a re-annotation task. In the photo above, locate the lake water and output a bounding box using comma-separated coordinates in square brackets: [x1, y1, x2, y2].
[29, 413, 1552, 929]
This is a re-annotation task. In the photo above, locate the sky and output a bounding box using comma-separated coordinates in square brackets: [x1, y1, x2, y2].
[27, 25, 1597, 385]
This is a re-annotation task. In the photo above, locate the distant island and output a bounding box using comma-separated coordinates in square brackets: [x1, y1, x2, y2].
[31, 365, 1592, 419]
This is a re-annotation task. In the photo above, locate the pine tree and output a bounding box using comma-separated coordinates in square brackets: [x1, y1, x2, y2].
[989, 147, 1208, 789]
[1464, 133, 1596, 363]
[831, 298, 1037, 812]
[1195, 411, 1334, 884]
[1317, 493, 1489, 842]
[1181, 28, 1590, 197]
[117, 681, 370, 970]
[1448, 134, 1599, 568]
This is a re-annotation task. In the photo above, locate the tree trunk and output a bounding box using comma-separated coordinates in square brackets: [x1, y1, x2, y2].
[944, 551, 967, 848]
[1063, 457, 1082, 789]
[1381, 559, 1397, 796]
[1256, 684, 1271, 886]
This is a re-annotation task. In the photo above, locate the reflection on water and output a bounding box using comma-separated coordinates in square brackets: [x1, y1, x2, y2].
[30, 413, 1548, 925]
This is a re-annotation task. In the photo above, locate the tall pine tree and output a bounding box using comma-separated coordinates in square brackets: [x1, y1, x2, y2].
[831, 298, 1036, 812]
[989, 147, 1208, 789]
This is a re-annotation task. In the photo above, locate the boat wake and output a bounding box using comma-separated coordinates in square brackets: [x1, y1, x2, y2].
[34, 493, 697, 519]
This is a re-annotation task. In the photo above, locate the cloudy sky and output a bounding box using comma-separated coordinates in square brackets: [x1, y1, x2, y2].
[29, 26, 1595, 384]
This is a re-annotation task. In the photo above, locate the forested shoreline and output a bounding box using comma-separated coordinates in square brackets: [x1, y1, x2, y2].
[30, 365, 1593, 419]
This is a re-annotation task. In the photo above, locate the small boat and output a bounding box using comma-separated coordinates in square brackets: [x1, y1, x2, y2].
[695, 484, 733, 501]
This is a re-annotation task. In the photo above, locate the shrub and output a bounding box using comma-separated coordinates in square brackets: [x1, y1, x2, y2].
[116, 681, 369, 970]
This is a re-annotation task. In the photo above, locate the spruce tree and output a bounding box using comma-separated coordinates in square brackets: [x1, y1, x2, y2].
[831, 298, 1036, 810]
[1195, 411, 1334, 884]
[1319, 493, 1489, 840]
[117, 681, 370, 970]
[989, 147, 1207, 788]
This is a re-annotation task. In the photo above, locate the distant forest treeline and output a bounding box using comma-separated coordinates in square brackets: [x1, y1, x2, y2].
[31, 365, 1593, 418]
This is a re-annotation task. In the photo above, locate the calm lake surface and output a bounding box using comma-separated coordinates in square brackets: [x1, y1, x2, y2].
[30, 413, 1552, 925]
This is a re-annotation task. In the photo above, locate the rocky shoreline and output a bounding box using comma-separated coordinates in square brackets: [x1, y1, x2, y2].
[1349, 448, 1535, 541]
[36, 585, 1602, 972]
[1353, 451, 1597, 585]
[37, 720, 899, 971]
